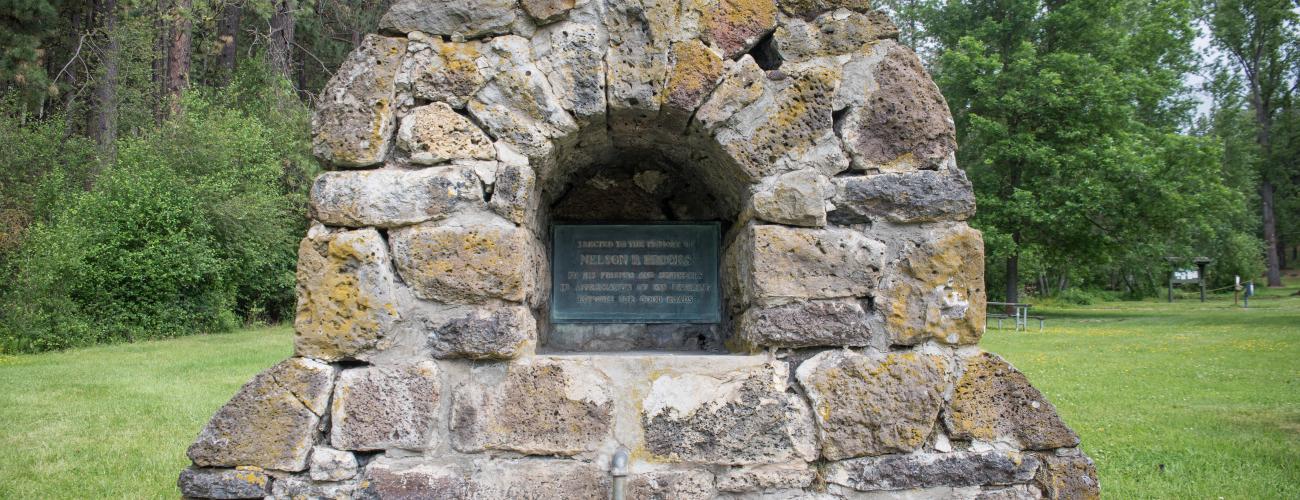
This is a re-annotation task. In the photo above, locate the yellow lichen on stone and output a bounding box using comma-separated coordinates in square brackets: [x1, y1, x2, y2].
[664, 40, 724, 111]
[883, 225, 985, 345]
[702, 0, 778, 57]
[294, 229, 397, 361]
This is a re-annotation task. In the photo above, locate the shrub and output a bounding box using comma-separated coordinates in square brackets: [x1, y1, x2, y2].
[0, 88, 312, 353]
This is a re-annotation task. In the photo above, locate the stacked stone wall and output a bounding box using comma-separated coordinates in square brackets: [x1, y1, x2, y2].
[180, 0, 1099, 498]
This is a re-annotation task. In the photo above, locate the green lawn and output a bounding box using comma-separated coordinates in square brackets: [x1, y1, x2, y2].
[0, 326, 293, 499]
[982, 281, 1300, 498]
[0, 285, 1297, 498]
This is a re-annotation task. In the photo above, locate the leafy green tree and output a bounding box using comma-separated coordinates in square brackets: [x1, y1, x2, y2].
[1204, 0, 1298, 286]
[916, 0, 1257, 299]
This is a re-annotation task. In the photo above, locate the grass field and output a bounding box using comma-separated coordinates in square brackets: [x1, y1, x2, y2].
[982, 281, 1300, 498]
[0, 283, 1297, 498]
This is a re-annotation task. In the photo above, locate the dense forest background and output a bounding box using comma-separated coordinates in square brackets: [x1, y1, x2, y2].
[0, 0, 1295, 353]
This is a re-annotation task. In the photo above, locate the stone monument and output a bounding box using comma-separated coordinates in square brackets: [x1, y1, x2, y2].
[178, 0, 1100, 498]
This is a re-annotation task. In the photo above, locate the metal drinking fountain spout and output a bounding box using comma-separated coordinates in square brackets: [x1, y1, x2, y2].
[610, 447, 629, 500]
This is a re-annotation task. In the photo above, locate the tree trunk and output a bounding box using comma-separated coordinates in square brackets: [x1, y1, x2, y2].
[61, 4, 87, 139]
[216, 1, 241, 87]
[163, 0, 192, 118]
[268, 0, 296, 83]
[1261, 179, 1283, 286]
[1005, 230, 1021, 306]
[90, 0, 120, 163]
[153, 0, 168, 123]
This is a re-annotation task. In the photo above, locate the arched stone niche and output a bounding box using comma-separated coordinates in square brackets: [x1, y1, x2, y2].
[179, 0, 1100, 498]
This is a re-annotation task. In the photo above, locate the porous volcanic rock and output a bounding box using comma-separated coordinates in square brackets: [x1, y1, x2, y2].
[640, 363, 816, 465]
[450, 358, 613, 455]
[389, 220, 535, 304]
[309, 446, 358, 481]
[627, 469, 716, 500]
[293, 227, 401, 361]
[876, 223, 987, 345]
[397, 35, 486, 109]
[750, 169, 832, 227]
[795, 350, 948, 460]
[825, 451, 1041, 491]
[946, 352, 1081, 450]
[380, 0, 519, 38]
[716, 463, 817, 492]
[396, 103, 495, 165]
[312, 35, 406, 168]
[187, 358, 334, 471]
[1033, 451, 1101, 500]
[309, 166, 483, 228]
[838, 40, 957, 172]
[177, 467, 272, 499]
[830, 169, 977, 224]
[727, 224, 885, 308]
[358, 459, 472, 499]
[426, 305, 536, 360]
[735, 298, 876, 349]
[330, 361, 441, 451]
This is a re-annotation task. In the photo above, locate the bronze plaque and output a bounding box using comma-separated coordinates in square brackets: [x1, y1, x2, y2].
[550, 223, 721, 323]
